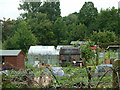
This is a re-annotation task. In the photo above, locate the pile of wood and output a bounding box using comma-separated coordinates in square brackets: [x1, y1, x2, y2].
[34, 75, 53, 87]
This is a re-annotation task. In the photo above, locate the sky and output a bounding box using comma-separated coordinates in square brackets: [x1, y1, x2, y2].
[0, 0, 120, 20]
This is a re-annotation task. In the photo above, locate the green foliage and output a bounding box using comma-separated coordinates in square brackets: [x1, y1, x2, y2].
[0, 40, 2, 49]
[72, 40, 79, 47]
[78, 2, 98, 27]
[2, 70, 27, 88]
[90, 30, 117, 44]
[18, 1, 61, 22]
[2, 64, 113, 88]
[70, 23, 88, 41]
[39, 2, 61, 22]
[80, 40, 94, 62]
[2, 18, 16, 42]
[28, 13, 55, 45]
[2, 1, 119, 52]
[63, 13, 78, 26]
[18, 2, 42, 19]
[97, 7, 118, 34]
[3, 21, 36, 53]
[53, 17, 68, 45]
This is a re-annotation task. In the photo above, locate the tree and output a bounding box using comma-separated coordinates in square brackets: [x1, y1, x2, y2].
[18, 1, 61, 22]
[2, 18, 16, 42]
[78, 2, 98, 27]
[63, 13, 78, 26]
[39, 1, 61, 22]
[3, 21, 36, 53]
[80, 40, 94, 62]
[96, 7, 118, 34]
[27, 13, 55, 45]
[70, 23, 88, 41]
[53, 17, 68, 45]
[18, 2, 42, 19]
[90, 30, 117, 44]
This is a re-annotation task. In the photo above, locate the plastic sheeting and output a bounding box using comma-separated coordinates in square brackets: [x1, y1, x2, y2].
[28, 46, 59, 55]
[50, 67, 64, 76]
[28, 46, 59, 65]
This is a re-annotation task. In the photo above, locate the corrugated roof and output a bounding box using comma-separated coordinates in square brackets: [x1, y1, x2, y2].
[106, 45, 120, 49]
[70, 41, 95, 45]
[60, 47, 80, 55]
[56, 45, 73, 50]
[70, 41, 87, 45]
[0, 50, 21, 56]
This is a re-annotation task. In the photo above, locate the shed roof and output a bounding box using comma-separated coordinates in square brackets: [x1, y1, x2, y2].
[70, 41, 95, 45]
[60, 47, 80, 55]
[106, 45, 120, 49]
[28, 46, 59, 55]
[70, 41, 87, 45]
[0, 50, 22, 56]
[56, 45, 73, 50]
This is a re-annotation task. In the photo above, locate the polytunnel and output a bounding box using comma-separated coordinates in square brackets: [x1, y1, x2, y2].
[28, 46, 59, 66]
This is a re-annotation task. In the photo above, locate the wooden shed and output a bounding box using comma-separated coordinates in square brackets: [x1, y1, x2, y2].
[0, 50, 25, 71]
[59, 47, 83, 66]
[105, 45, 120, 64]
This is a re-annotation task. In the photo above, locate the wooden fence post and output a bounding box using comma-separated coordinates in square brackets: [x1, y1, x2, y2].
[96, 48, 99, 66]
[113, 59, 120, 88]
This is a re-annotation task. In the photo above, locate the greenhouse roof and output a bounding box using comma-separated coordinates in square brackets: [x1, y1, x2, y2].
[28, 46, 59, 55]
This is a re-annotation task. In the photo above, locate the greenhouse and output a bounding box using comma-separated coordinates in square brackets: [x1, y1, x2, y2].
[28, 46, 59, 66]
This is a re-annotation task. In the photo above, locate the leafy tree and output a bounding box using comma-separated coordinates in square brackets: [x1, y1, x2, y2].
[90, 30, 117, 44]
[18, 1, 61, 22]
[53, 17, 68, 45]
[27, 13, 55, 45]
[3, 21, 36, 53]
[80, 40, 94, 62]
[70, 23, 88, 41]
[39, 1, 61, 22]
[78, 2, 98, 27]
[2, 18, 16, 42]
[97, 7, 118, 34]
[63, 13, 78, 26]
[18, 2, 42, 19]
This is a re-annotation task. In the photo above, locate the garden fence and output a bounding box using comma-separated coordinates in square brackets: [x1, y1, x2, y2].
[1, 60, 120, 88]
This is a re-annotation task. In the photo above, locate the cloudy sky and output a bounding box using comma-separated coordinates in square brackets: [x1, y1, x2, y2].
[0, 0, 120, 20]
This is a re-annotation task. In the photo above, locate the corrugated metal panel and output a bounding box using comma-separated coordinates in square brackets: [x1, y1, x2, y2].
[70, 41, 87, 45]
[56, 45, 73, 50]
[0, 50, 21, 56]
[60, 47, 80, 55]
[106, 45, 120, 49]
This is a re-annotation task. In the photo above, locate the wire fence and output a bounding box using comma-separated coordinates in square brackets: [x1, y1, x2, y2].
[1, 60, 120, 88]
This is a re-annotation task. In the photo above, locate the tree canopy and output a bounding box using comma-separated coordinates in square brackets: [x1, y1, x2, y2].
[2, 1, 119, 53]
[78, 2, 98, 27]
[3, 21, 36, 53]
[90, 30, 117, 44]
